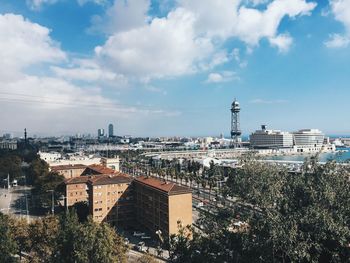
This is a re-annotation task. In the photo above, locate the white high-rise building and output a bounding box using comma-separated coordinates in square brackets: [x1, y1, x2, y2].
[250, 125, 293, 149]
[292, 129, 324, 147]
[98, 128, 105, 138]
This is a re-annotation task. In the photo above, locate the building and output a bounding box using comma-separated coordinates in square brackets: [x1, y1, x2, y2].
[101, 157, 120, 171]
[64, 174, 193, 237]
[81, 164, 116, 176]
[88, 175, 134, 226]
[0, 140, 18, 150]
[250, 125, 293, 149]
[292, 129, 326, 153]
[108, 124, 114, 138]
[51, 164, 87, 179]
[39, 151, 62, 162]
[65, 176, 89, 206]
[292, 129, 325, 147]
[98, 128, 105, 138]
[134, 176, 192, 236]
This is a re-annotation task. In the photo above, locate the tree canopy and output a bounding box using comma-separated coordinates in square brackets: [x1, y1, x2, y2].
[169, 157, 350, 263]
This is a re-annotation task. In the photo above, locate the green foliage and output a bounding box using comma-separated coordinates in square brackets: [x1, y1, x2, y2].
[27, 158, 50, 185]
[72, 201, 90, 223]
[31, 171, 65, 209]
[169, 158, 350, 263]
[0, 213, 18, 263]
[28, 215, 60, 262]
[54, 212, 128, 263]
[2, 211, 128, 263]
[0, 155, 22, 182]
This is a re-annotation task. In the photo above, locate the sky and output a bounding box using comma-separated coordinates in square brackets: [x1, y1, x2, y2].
[0, 0, 350, 137]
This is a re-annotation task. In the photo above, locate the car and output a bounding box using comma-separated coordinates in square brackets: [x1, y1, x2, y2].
[124, 238, 129, 245]
[196, 202, 204, 208]
[135, 241, 147, 252]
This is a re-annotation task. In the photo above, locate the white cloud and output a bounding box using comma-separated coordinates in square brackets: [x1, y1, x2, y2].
[27, 0, 106, 9]
[0, 12, 177, 135]
[205, 71, 239, 83]
[235, 0, 315, 46]
[51, 62, 128, 87]
[0, 14, 65, 73]
[269, 33, 293, 52]
[88, 0, 150, 35]
[325, 0, 350, 48]
[324, 33, 350, 48]
[91, 0, 315, 81]
[94, 8, 214, 79]
[26, 0, 58, 10]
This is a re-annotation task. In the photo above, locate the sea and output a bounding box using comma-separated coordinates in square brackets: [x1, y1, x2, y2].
[265, 147, 350, 163]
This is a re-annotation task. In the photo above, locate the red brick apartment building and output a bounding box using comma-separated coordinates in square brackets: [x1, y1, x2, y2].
[134, 176, 192, 236]
[64, 173, 192, 237]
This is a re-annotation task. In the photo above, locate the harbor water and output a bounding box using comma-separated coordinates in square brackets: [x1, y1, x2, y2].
[265, 147, 350, 163]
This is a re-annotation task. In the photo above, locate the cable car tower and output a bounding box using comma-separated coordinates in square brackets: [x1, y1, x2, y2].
[231, 98, 242, 148]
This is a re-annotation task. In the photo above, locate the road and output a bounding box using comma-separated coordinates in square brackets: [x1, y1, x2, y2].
[0, 186, 36, 221]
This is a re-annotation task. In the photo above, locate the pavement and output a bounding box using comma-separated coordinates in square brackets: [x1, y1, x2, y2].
[0, 186, 37, 221]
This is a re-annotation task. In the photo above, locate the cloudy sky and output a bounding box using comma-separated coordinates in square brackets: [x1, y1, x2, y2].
[0, 0, 350, 137]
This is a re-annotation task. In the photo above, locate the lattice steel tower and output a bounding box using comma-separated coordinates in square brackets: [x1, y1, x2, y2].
[231, 98, 242, 147]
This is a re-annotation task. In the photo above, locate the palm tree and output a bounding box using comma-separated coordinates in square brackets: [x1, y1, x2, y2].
[179, 172, 185, 185]
[208, 177, 216, 201]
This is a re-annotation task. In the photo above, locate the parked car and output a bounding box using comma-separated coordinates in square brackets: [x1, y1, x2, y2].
[135, 241, 147, 252]
[124, 238, 129, 245]
[196, 202, 204, 208]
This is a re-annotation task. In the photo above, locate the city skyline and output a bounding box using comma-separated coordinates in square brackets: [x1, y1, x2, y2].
[1, 0, 350, 136]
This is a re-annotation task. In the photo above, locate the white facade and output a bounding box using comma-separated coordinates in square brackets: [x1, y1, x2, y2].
[250, 126, 293, 149]
[101, 157, 120, 171]
[292, 129, 324, 147]
[39, 151, 62, 162]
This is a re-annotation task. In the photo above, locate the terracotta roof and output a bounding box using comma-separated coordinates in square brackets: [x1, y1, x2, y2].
[88, 174, 132, 185]
[84, 164, 116, 175]
[134, 176, 192, 195]
[65, 176, 90, 185]
[51, 164, 87, 170]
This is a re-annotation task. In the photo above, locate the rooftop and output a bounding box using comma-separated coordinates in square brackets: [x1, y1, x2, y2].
[85, 164, 116, 175]
[88, 174, 132, 185]
[65, 176, 90, 185]
[51, 164, 87, 170]
[134, 176, 192, 195]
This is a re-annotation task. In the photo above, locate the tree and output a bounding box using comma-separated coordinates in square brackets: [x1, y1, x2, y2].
[8, 217, 30, 261]
[170, 158, 350, 263]
[0, 155, 22, 182]
[72, 201, 90, 223]
[31, 171, 65, 209]
[54, 212, 128, 263]
[29, 215, 60, 262]
[0, 213, 18, 263]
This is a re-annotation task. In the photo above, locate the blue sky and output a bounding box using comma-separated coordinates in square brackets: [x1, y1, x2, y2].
[0, 0, 350, 137]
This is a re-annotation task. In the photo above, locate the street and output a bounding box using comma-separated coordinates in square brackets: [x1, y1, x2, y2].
[0, 185, 35, 221]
